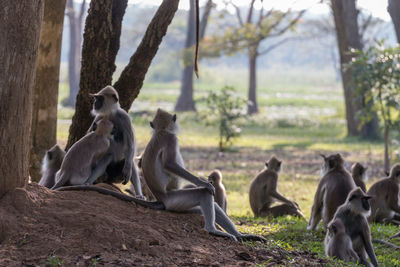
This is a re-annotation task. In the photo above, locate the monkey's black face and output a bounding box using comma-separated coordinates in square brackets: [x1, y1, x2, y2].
[94, 95, 104, 110]
[361, 197, 371, 211]
[47, 151, 53, 160]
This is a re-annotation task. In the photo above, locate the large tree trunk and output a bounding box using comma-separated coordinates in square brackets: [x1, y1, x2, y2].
[388, 0, 400, 43]
[174, 0, 213, 112]
[247, 52, 258, 114]
[331, 0, 378, 138]
[30, 0, 67, 182]
[115, 0, 180, 111]
[0, 1, 44, 198]
[64, 0, 85, 107]
[66, 0, 127, 150]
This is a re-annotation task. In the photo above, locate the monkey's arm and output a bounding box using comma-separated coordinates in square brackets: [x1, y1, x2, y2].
[362, 222, 379, 267]
[87, 115, 101, 133]
[269, 177, 297, 207]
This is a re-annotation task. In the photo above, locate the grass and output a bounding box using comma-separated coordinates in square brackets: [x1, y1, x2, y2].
[55, 68, 400, 266]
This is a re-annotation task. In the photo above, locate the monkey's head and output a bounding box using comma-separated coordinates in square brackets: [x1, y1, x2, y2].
[90, 86, 120, 116]
[351, 162, 368, 181]
[327, 218, 345, 237]
[94, 118, 114, 136]
[265, 156, 282, 173]
[320, 153, 344, 176]
[41, 144, 66, 173]
[389, 164, 400, 183]
[150, 108, 178, 133]
[347, 187, 372, 217]
[208, 170, 222, 185]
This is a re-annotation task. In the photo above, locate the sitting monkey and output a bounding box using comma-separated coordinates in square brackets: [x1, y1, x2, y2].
[51, 118, 113, 189]
[38, 144, 66, 188]
[249, 157, 304, 219]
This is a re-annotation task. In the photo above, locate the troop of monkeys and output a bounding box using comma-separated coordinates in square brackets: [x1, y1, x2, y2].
[37, 85, 400, 266]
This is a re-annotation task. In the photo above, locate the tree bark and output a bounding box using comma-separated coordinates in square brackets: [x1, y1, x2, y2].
[247, 51, 258, 114]
[66, 0, 127, 150]
[114, 0, 180, 111]
[0, 1, 44, 198]
[388, 0, 400, 43]
[30, 0, 67, 182]
[175, 0, 213, 112]
[331, 0, 378, 138]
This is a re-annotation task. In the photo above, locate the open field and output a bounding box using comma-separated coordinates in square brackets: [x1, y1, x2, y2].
[56, 69, 400, 266]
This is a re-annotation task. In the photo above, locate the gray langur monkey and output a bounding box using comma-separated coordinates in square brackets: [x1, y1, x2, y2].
[324, 218, 359, 263]
[38, 144, 66, 188]
[307, 154, 356, 230]
[85, 86, 144, 199]
[332, 187, 378, 267]
[249, 157, 305, 219]
[367, 163, 400, 225]
[208, 170, 227, 213]
[140, 108, 266, 242]
[51, 119, 114, 189]
[351, 162, 368, 193]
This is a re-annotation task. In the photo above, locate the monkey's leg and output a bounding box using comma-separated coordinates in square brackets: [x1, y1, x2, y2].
[268, 204, 306, 219]
[85, 154, 113, 185]
[163, 189, 237, 241]
[307, 204, 322, 230]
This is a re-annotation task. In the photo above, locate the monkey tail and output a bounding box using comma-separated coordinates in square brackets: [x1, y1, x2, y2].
[55, 185, 165, 210]
[372, 239, 400, 249]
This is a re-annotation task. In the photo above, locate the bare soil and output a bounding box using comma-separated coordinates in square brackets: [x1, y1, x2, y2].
[0, 183, 326, 266]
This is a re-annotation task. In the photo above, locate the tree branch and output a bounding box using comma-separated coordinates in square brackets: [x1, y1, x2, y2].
[246, 0, 256, 23]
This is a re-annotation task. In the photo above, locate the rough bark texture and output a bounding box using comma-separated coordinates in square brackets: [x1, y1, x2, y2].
[66, 0, 127, 150]
[65, 0, 85, 107]
[388, 0, 400, 43]
[331, 0, 378, 138]
[114, 0, 180, 111]
[175, 0, 212, 112]
[0, 1, 44, 198]
[30, 0, 67, 182]
[247, 52, 258, 114]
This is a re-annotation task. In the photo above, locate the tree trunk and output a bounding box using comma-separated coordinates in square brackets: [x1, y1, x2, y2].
[66, 0, 127, 150]
[388, 0, 400, 43]
[383, 125, 390, 174]
[0, 1, 44, 198]
[114, 0, 180, 111]
[30, 0, 67, 182]
[247, 52, 258, 114]
[331, 0, 378, 138]
[175, 0, 197, 112]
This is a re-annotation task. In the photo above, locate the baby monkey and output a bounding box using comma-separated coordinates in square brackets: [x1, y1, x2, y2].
[208, 170, 227, 213]
[51, 118, 113, 189]
[38, 144, 66, 188]
[249, 157, 304, 219]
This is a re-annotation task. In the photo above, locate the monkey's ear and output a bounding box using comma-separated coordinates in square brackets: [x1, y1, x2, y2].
[112, 94, 119, 102]
[172, 114, 177, 122]
[150, 122, 154, 129]
[277, 161, 282, 167]
[319, 154, 326, 160]
[47, 151, 53, 160]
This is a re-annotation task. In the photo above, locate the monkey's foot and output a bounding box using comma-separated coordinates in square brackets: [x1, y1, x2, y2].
[237, 234, 267, 243]
[209, 230, 237, 241]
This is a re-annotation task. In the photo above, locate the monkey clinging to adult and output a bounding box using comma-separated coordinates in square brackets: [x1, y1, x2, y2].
[140, 108, 266, 242]
[85, 86, 144, 199]
[38, 144, 66, 188]
[249, 157, 305, 219]
[307, 153, 356, 230]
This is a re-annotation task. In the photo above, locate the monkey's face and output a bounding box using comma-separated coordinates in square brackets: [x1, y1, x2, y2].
[389, 164, 400, 182]
[90, 86, 120, 116]
[47, 145, 66, 162]
[266, 156, 282, 172]
[348, 188, 372, 216]
[208, 170, 222, 184]
[151, 108, 178, 133]
[328, 219, 345, 236]
[352, 163, 367, 180]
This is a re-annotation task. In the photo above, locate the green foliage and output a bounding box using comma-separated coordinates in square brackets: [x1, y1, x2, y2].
[45, 256, 64, 266]
[202, 86, 247, 151]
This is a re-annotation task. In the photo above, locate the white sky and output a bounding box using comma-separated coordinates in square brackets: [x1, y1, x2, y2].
[131, 0, 391, 21]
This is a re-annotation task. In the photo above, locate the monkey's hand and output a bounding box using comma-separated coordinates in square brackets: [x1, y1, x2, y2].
[291, 201, 300, 209]
[201, 181, 215, 195]
[122, 165, 132, 185]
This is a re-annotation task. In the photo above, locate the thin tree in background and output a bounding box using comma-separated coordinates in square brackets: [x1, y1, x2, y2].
[175, 0, 213, 112]
[0, 1, 44, 197]
[64, 0, 86, 107]
[330, 0, 378, 139]
[204, 1, 304, 114]
[66, 0, 180, 149]
[30, 0, 67, 182]
[388, 0, 400, 43]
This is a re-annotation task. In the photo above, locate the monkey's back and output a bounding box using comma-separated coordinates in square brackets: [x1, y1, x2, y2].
[249, 170, 274, 216]
[326, 233, 357, 262]
[321, 170, 356, 225]
[367, 178, 397, 222]
[215, 183, 227, 212]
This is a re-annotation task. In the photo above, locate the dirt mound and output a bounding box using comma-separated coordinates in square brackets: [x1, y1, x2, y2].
[0, 183, 325, 266]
